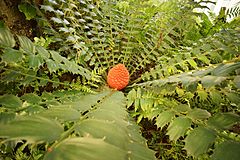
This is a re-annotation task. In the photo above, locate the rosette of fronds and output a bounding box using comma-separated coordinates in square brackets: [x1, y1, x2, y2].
[40, 0, 212, 84]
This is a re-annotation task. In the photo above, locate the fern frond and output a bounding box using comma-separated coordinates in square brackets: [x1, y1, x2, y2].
[0, 90, 156, 160]
[226, 4, 240, 19]
[0, 27, 93, 93]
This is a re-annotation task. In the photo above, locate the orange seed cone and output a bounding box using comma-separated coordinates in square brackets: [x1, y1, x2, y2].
[107, 64, 130, 90]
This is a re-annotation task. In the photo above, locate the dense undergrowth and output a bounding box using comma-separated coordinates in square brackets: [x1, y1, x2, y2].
[0, 0, 240, 159]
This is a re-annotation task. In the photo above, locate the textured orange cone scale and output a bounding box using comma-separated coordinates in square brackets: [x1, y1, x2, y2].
[107, 64, 130, 90]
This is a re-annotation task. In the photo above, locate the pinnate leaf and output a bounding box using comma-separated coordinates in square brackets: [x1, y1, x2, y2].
[44, 137, 126, 160]
[127, 89, 136, 108]
[211, 62, 240, 76]
[18, 3, 36, 20]
[38, 106, 81, 122]
[201, 75, 226, 88]
[75, 119, 127, 149]
[174, 104, 191, 113]
[29, 54, 44, 69]
[225, 92, 240, 108]
[207, 113, 240, 130]
[212, 141, 240, 160]
[233, 76, 240, 88]
[155, 111, 175, 129]
[0, 112, 15, 123]
[21, 93, 41, 104]
[1, 48, 23, 63]
[167, 117, 192, 141]
[18, 36, 36, 54]
[0, 27, 15, 47]
[187, 108, 211, 120]
[36, 45, 50, 59]
[0, 94, 22, 109]
[0, 116, 64, 143]
[46, 59, 59, 73]
[184, 126, 216, 157]
[210, 90, 222, 105]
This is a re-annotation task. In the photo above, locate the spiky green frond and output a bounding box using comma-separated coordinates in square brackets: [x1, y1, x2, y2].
[0, 27, 94, 93]
[0, 90, 156, 160]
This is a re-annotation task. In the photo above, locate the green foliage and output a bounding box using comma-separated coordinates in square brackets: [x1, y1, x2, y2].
[1, 0, 240, 159]
[226, 3, 240, 19]
[0, 27, 93, 94]
[18, 2, 37, 20]
[127, 60, 240, 158]
[0, 90, 156, 160]
[184, 126, 216, 157]
[212, 141, 240, 160]
[39, 0, 216, 81]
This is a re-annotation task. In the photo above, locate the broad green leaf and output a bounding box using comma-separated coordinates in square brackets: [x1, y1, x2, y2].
[201, 75, 226, 88]
[44, 137, 126, 160]
[46, 59, 59, 73]
[18, 3, 36, 20]
[0, 27, 15, 47]
[0, 112, 15, 123]
[21, 70, 37, 85]
[197, 54, 210, 64]
[128, 142, 156, 160]
[140, 98, 154, 111]
[127, 89, 136, 108]
[29, 54, 44, 69]
[225, 92, 240, 108]
[212, 141, 240, 160]
[1, 69, 21, 82]
[187, 108, 211, 120]
[73, 91, 155, 160]
[210, 90, 222, 105]
[1, 48, 23, 63]
[201, 44, 211, 51]
[17, 36, 36, 54]
[209, 51, 222, 63]
[192, 67, 213, 77]
[39, 76, 49, 86]
[0, 116, 64, 143]
[36, 45, 50, 59]
[187, 59, 198, 69]
[87, 108, 127, 126]
[50, 51, 65, 63]
[98, 91, 127, 117]
[211, 62, 240, 76]
[38, 106, 81, 122]
[75, 119, 127, 149]
[174, 104, 191, 113]
[21, 93, 41, 104]
[0, 94, 22, 109]
[181, 76, 198, 92]
[167, 117, 192, 141]
[155, 111, 175, 129]
[207, 113, 240, 130]
[23, 105, 44, 114]
[233, 76, 240, 88]
[70, 91, 110, 111]
[184, 127, 216, 157]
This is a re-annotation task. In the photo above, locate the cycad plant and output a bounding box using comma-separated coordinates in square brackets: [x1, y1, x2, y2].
[0, 0, 239, 159]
